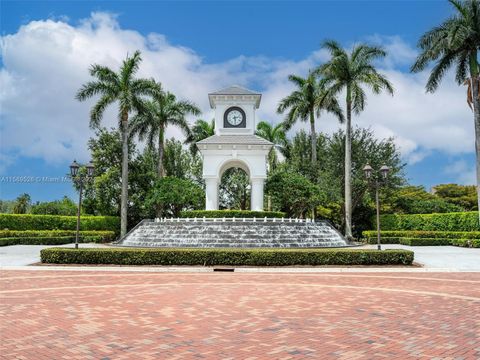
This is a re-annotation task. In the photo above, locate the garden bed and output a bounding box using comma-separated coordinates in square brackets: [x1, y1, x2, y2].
[40, 247, 414, 266]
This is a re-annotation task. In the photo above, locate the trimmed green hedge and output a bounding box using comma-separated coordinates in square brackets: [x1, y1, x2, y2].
[398, 237, 453, 246]
[0, 214, 120, 232]
[363, 230, 480, 240]
[40, 247, 414, 266]
[0, 235, 108, 246]
[0, 230, 116, 240]
[380, 211, 479, 231]
[451, 239, 480, 248]
[179, 210, 286, 219]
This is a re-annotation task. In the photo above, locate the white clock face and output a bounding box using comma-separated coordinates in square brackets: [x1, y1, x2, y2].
[226, 109, 244, 126]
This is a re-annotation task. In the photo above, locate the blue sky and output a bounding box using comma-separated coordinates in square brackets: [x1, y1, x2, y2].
[0, 0, 476, 202]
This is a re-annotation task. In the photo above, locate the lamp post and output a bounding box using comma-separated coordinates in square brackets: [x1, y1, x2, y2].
[70, 160, 94, 249]
[363, 164, 390, 250]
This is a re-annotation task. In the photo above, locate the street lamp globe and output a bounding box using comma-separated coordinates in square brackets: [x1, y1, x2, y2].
[362, 164, 373, 179]
[86, 162, 95, 177]
[380, 165, 390, 179]
[70, 160, 80, 177]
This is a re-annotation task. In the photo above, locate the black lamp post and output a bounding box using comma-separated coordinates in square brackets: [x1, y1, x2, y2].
[70, 160, 95, 249]
[363, 163, 390, 250]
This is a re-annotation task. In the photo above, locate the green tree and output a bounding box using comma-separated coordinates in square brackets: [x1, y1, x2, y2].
[266, 169, 325, 218]
[130, 88, 200, 180]
[13, 193, 31, 214]
[277, 72, 344, 165]
[411, 0, 480, 218]
[185, 119, 215, 155]
[385, 185, 462, 214]
[146, 177, 204, 217]
[219, 168, 251, 210]
[318, 41, 394, 238]
[433, 183, 478, 211]
[76, 50, 157, 237]
[31, 196, 78, 216]
[255, 121, 287, 170]
[163, 138, 203, 183]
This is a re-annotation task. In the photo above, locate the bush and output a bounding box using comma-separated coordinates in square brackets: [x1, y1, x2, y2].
[380, 211, 479, 231]
[179, 210, 286, 219]
[0, 230, 115, 240]
[450, 239, 480, 248]
[398, 238, 452, 246]
[40, 247, 414, 266]
[363, 230, 480, 240]
[0, 214, 120, 233]
[0, 235, 108, 246]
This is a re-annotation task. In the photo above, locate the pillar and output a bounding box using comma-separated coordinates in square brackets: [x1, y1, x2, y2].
[250, 178, 265, 211]
[205, 177, 218, 210]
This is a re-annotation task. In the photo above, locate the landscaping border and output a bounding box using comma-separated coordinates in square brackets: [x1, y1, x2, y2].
[40, 247, 414, 266]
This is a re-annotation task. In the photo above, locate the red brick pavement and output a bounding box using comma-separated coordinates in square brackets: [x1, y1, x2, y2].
[1, 270, 479, 359]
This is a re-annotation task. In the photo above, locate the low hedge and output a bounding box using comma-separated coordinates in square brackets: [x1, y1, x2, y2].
[40, 247, 414, 266]
[398, 237, 453, 246]
[450, 239, 480, 248]
[0, 214, 120, 232]
[179, 210, 286, 219]
[0, 235, 108, 246]
[363, 230, 480, 240]
[380, 211, 479, 231]
[0, 230, 116, 241]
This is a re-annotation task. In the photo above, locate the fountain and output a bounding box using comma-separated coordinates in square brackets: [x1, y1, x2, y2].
[116, 217, 350, 248]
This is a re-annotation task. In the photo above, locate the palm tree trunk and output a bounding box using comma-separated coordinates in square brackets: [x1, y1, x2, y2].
[156, 124, 165, 218]
[120, 112, 129, 238]
[310, 110, 317, 164]
[472, 77, 480, 223]
[344, 87, 353, 239]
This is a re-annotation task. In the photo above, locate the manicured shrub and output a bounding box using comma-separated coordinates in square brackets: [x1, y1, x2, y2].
[450, 239, 480, 248]
[379, 211, 479, 231]
[363, 230, 480, 240]
[0, 235, 108, 246]
[40, 247, 414, 266]
[0, 214, 120, 232]
[0, 230, 115, 241]
[179, 210, 286, 219]
[398, 238, 452, 246]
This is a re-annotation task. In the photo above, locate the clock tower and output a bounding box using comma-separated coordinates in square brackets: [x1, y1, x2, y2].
[196, 85, 273, 211]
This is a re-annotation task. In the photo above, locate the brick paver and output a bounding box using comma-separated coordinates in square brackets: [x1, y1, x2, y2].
[1, 270, 479, 359]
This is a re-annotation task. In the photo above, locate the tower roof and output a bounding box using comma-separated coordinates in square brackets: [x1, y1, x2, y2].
[208, 85, 262, 108]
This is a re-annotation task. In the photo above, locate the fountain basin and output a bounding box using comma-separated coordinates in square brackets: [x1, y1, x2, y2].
[116, 218, 350, 248]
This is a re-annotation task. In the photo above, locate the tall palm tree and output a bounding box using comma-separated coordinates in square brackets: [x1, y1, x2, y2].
[131, 88, 201, 179]
[76, 50, 157, 237]
[317, 41, 394, 239]
[411, 0, 480, 220]
[185, 118, 215, 155]
[255, 121, 287, 170]
[277, 72, 344, 164]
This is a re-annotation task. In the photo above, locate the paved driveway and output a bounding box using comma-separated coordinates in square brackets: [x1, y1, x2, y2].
[1, 243, 479, 270]
[361, 244, 480, 271]
[1, 270, 479, 359]
[0, 243, 109, 267]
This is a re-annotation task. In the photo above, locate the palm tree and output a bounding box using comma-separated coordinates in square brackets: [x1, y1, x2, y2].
[317, 41, 394, 239]
[411, 0, 480, 220]
[255, 121, 288, 170]
[185, 118, 215, 155]
[76, 51, 157, 237]
[277, 72, 344, 164]
[131, 88, 201, 179]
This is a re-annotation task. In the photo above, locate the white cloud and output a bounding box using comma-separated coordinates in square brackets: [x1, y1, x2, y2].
[0, 12, 476, 176]
[444, 160, 476, 185]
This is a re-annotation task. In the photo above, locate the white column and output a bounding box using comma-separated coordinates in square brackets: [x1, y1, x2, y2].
[205, 177, 218, 210]
[250, 178, 264, 211]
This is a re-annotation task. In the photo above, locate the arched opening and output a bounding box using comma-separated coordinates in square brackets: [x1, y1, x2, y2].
[218, 160, 251, 210]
